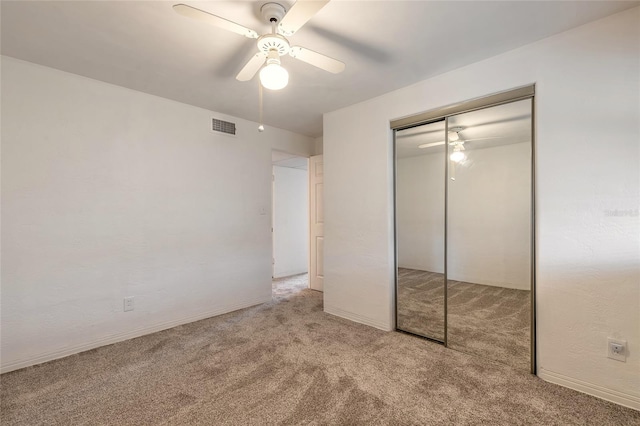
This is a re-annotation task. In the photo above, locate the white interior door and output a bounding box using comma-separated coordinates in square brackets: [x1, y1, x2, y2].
[309, 155, 324, 291]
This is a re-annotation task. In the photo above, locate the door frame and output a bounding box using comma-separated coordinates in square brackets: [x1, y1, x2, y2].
[271, 150, 311, 282]
[308, 154, 324, 292]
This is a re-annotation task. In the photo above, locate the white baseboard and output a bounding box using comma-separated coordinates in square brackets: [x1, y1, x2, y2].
[539, 368, 640, 411]
[273, 269, 308, 279]
[0, 296, 270, 374]
[324, 305, 392, 331]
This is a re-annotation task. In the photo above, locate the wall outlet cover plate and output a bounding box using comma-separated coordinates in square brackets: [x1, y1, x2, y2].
[124, 296, 135, 312]
[607, 338, 627, 362]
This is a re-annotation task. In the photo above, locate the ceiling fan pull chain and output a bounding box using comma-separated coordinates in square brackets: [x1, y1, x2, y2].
[258, 81, 265, 132]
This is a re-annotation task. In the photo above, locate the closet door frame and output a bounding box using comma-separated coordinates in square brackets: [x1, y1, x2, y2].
[392, 85, 536, 374]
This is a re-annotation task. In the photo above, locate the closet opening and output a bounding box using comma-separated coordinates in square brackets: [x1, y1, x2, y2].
[392, 85, 536, 373]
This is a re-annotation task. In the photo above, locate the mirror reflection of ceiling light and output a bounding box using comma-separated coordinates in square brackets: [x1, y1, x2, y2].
[450, 142, 466, 163]
[450, 149, 465, 162]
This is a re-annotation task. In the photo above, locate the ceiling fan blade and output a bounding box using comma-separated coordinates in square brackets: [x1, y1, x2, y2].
[418, 141, 445, 149]
[236, 52, 267, 81]
[418, 136, 505, 148]
[278, 0, 330, 36]
[289, 46, 345, 74]
[173, 4, 259, 39]
[464, 136, 509, 141]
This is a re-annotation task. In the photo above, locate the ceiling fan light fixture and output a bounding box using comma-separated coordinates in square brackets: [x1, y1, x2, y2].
[260, 51, 289, 90]
[260, 62, 289, 90]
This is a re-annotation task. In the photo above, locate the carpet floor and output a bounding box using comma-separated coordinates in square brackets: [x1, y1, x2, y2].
[397, 268, 530, 371]
[1, 274, 638, 425]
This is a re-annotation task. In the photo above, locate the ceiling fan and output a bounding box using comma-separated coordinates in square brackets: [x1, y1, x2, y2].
[414, 127, 510, 163]
[416, 127, 504, 150]
[173, 1, 345, 90]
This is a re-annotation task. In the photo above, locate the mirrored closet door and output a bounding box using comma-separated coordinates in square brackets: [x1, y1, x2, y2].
[446, 99, 533, 371]
[393, 88, 534, 372]
[395, 120, 446, 342]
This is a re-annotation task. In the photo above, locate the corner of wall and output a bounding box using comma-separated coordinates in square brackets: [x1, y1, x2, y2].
[324, 305, 394, 332]
[314, 136, 323, 155]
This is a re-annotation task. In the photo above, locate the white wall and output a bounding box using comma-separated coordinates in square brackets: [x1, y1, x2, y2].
[397, 143, 531, 290]
[0, 56, 314, 373]
[324, 8, 639, 409]
[272, 165, 309, 278]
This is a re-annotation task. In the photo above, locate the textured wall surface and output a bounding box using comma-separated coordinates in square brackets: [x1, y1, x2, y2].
[0, 56, 314, 372]
[324, 7, 639, 408]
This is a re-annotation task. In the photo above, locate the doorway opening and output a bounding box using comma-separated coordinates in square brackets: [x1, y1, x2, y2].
[271, 150, 310, 294]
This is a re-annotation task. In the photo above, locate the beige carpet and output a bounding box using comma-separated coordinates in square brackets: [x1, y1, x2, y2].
[2, 274, 638, 425]
[397, 268, 530, 371]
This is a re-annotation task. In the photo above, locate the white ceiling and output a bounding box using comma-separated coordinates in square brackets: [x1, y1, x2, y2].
[396, 99, 532, 159]
[1, 1, 636, 137]
[272, 150, 308, 169]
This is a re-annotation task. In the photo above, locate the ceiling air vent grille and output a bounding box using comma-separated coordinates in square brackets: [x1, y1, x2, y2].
[212, 118, 236, 135]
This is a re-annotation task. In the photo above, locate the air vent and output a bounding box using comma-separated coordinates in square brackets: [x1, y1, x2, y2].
[212, 118, 236, 135]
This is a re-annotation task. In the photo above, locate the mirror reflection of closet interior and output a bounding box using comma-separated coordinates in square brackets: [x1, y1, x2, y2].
[394, 97, 533, 372]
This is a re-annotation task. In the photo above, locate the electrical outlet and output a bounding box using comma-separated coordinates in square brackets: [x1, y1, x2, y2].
[607, 338, 626, 362]
[123, 296, 135, 312]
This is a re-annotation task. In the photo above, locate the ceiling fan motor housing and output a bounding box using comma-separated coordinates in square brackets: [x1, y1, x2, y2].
[258, 3, 289, 55]
[257, 34, 290, 55]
